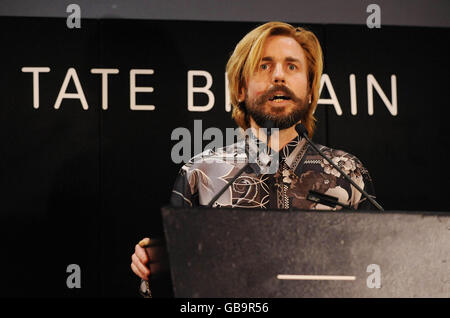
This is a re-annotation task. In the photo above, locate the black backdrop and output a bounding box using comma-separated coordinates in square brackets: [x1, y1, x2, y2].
[0, 17, 449, 297]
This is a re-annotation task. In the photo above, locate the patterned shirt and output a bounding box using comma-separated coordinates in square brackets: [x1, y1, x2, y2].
[170, 135, 376, 210]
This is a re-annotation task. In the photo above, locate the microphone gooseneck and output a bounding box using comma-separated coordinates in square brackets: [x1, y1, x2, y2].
[263, 120, 274, 157]
[263, 120, 274, 141]
[295, 123, 384, 211]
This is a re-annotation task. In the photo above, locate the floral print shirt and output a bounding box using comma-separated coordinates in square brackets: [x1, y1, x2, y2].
[170, 135, 377, 211]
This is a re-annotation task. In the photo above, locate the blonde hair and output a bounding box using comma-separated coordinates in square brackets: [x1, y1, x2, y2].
[226, 21, 323, 137]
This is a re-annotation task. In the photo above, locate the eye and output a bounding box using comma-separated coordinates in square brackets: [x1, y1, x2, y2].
[260, 64, 269, 70]
[288, 64, 297, 71]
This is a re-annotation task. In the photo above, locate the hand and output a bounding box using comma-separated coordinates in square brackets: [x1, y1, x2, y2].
[131, 237, 169, 281]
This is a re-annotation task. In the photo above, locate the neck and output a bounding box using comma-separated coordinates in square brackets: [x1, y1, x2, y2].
[249, 117, 299, 151]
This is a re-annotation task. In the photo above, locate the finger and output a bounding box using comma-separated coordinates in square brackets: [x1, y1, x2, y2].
[131, 262, 144, 280]
[131, 262, 147, 281]
[132, 253, 151, 278]
[139, 237, 151, 247]
[140, 237, 164, 247]
[135, 244, 149, 264]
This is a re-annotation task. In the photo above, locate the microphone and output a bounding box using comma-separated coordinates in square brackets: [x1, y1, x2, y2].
[295, 123, 384, 211]
[265, 120, 274, 142]
[207, 121, 275, 208]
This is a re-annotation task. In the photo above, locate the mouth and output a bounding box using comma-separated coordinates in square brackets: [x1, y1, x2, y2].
[269, 95, 291, 102]
[268, 94, 291, 103]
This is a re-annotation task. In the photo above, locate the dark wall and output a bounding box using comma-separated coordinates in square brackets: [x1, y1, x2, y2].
[0, 17, 448, 297]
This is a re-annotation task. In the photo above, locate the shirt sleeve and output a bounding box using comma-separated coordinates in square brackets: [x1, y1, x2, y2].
[169, 166, 200, 207]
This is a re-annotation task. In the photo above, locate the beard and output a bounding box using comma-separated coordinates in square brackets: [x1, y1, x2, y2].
[244, 85, 309, 130]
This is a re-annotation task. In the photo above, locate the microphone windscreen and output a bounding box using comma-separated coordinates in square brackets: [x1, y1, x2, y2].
[295, 123, 308, 137]
[263, 120, 275, 130]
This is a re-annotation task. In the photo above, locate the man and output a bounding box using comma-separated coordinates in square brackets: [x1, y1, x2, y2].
[131, 21, 377, 296]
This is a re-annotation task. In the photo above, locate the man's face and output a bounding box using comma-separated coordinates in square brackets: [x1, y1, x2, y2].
[240, 35, 310, 130]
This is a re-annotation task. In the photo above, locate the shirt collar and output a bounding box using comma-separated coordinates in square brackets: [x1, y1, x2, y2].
[279, 135, 301, 163]
[250, 133, 303, 166]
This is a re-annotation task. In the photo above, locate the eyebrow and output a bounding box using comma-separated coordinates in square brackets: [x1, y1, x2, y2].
[261, 56, 302, 64]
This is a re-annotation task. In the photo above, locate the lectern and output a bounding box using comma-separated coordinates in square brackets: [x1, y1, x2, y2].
[161, 207, 449, 297]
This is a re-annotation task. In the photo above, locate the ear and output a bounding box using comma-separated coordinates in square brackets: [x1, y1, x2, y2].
[238, 86, 246, 102]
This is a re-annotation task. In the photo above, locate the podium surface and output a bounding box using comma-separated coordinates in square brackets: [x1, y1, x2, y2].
[161, 207, 449, 297]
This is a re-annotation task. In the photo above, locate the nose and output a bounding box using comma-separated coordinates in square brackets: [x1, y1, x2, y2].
[272, 63, 285, 84]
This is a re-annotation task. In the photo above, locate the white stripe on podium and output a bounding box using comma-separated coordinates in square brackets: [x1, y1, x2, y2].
[277, 275, 356, 281]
